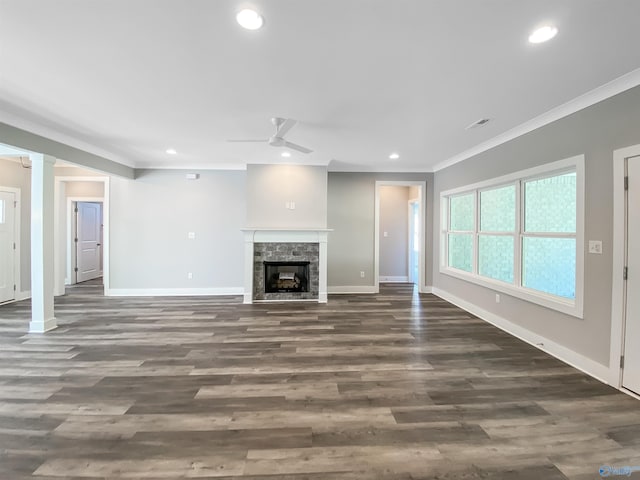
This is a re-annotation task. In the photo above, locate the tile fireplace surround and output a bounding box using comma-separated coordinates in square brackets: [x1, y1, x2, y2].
[242, 229, 330, 304]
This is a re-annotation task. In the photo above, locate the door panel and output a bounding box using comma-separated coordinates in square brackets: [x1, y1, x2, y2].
[623, 155, 640, 395]
[76, 202, 102, 283]
[0, 191, 16, 303]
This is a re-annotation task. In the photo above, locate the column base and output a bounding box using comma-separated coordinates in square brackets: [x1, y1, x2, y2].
[29, 317, 58, 333]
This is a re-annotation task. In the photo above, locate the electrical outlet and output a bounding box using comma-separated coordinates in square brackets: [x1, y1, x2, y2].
[495, 294, 501, 303]
[383, 231, 389, 237]
[187, 272, 193, 280]
[188, 232, 196, 240]
[360, 271, 365, 278]
[588, 240, 602, 254]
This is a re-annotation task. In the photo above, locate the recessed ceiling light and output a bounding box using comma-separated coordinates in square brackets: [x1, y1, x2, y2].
[236, 9, 264, 30]
[166, 148, 177, 155]
[281, 151, 291, 158]
[529, 25, 558, 44]
[389, 153, 400, 160]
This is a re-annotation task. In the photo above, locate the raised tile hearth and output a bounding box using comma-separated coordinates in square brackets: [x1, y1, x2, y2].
[242, 229, 330, 303]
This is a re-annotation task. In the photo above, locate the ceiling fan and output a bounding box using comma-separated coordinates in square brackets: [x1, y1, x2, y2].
[227, 117, 313, 154]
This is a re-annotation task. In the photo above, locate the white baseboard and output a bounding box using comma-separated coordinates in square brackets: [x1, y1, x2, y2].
[431, 287, 613, 385]
[380, 276, 409, 282]
[328, 286, 377, 294]
[108, 287, 244, 297]
[421, 286, 433, 294]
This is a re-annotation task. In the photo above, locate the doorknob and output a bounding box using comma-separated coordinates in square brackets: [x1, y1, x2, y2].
[97, 243, 101, 246]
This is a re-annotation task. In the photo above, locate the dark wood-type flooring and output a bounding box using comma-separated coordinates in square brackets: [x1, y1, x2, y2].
[1, 283, 639, 479]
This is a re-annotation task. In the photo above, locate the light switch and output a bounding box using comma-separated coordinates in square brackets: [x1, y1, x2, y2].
[188, 232, 196, 240]
[588, 240, 602, 254]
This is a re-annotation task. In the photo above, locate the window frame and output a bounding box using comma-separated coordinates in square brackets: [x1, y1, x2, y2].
[440, 155, 585, 318]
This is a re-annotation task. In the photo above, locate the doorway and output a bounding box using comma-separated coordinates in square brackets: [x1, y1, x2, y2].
[0, 188, 18, 303]
[622, 154, 640, 395]
[72, 201, 103, 284]
[55, 175, 110, 296]
[374, 181, 427, 293]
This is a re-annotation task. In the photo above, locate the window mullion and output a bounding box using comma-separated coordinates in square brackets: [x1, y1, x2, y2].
[515, 180, 522, 287]
[473, 190, 479, 274]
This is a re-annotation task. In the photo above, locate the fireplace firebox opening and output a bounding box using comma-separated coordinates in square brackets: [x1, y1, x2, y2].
[264, 261, 310, 293]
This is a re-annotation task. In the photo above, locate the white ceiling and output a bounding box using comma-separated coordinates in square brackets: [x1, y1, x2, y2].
[1, 1, 640, 172]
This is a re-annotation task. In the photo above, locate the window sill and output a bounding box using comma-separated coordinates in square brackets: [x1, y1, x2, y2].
[439, 266, 583, 318]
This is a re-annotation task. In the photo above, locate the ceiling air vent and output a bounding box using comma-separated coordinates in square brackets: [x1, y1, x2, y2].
[465, 118, 491, 130]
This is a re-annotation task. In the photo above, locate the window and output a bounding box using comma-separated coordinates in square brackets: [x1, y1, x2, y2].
[522, 173, 576, 299]
[479, 184, 516, 283]
[440, 156, 584, 317]
[448, 193, 474, 272]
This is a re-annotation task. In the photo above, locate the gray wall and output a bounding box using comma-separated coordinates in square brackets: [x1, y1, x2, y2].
[379, 186, 409, 278]
[109, 170, 245, 290]
[246, 164, 327, 228]
[432, 84, 640, 367]
[327, 172, 433, 287]
[65, 181, 104, 198]
[0, 158, 31, 292]
[0, 122, 134, 179]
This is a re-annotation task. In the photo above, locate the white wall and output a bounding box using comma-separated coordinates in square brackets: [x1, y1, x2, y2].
[379, 186, 409, 278]
[246, 164, 327, 228]
[109, 170, 245, 292]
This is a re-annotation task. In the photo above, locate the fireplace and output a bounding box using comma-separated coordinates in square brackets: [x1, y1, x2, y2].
[242, 229, 330, 303]
[264, 261, 310, 293]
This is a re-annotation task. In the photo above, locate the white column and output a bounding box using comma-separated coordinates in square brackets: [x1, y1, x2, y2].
[29, 153, 57, 333]
[243, 230, 255, 304]
[318, 231, 328, 303]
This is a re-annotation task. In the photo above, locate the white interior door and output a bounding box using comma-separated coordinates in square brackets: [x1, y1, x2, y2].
[76, 202, 102, 283]
[623, 155, 640, 395]
[0, 190, 16, 303]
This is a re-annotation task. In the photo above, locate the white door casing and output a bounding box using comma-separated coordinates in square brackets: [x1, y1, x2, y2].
[622, 155, 640, 395]
[408, 200, 419, 284]
[0, 190, 16, 303]
[76, 202, 102, 283]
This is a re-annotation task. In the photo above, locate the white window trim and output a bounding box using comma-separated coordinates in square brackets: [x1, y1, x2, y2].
[440, 155, 585, 318]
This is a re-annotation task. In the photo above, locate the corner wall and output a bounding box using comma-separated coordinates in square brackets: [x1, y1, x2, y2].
[327, 172, 433, 290]
[432, 84, 640, 372]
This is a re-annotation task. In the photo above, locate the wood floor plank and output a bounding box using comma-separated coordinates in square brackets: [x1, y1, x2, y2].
[0, 282, 639, 479]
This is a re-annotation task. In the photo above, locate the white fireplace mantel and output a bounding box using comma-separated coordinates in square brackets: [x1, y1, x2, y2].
[242, 228, 331, 304]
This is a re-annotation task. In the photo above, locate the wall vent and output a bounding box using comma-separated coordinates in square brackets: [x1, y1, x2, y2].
[465, 118, 491, 130]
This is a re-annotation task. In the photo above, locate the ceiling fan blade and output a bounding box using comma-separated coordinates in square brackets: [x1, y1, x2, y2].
[226, 139, 268, 142]
[284, 141, 313, 154]
[276, 118, 297, 138]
